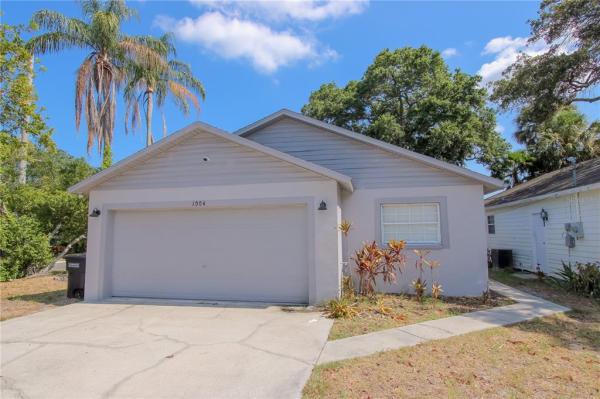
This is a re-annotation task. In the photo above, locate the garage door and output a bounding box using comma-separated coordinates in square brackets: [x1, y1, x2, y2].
[109, 205, 309, 303]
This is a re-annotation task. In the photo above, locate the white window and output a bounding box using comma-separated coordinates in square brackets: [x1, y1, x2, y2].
[487, 215, 495, 234]
[381, 203, 441, 245]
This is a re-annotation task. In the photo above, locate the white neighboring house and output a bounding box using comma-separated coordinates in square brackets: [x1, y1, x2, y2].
[70, 109, 503, 305]
[486, 158, 600, 274]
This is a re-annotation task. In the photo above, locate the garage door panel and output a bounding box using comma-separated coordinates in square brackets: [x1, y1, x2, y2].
[110, 205, 309, 303]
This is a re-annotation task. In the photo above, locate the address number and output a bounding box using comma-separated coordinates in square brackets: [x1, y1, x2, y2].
[192, 200, 206, 207]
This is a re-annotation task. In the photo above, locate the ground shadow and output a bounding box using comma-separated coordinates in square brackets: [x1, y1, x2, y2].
[8, 289, 77, 306]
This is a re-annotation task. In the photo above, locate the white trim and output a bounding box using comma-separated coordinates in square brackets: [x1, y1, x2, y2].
[236, 109, 503, 193]
[69, 121, 354, 194]
[485, 182, 600, 211]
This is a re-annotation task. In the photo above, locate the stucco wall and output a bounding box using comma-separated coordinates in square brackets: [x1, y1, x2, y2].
[84, 180, 341, 305]
[341, 184, 489, 297]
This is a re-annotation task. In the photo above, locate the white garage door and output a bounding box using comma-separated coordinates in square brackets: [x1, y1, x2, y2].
[109, 205, 309, 303]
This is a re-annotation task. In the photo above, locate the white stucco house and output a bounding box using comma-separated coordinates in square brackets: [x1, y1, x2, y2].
[70, 109, 503, 305]
[486, 158, 600, 274]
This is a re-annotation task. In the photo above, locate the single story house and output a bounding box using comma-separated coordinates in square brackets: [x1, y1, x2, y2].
[486, 158, 600, 274]
[70, 109, 503, 304]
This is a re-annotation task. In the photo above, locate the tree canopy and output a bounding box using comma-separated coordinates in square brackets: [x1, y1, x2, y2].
[491, 0, 600, 124]
[302, 47, 509, 171]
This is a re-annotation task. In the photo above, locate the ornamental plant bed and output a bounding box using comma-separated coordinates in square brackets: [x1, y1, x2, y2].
[326, 291, 514, 340]
[304, 275, 600, 399]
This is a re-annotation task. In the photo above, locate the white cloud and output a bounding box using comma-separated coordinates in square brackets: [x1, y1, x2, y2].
[495, 124, 505, 134]
[190, 0, 368, 22]
[441, 48, 458, 58]
[478, 35, 549, 85]
[155, 12, 335, 73]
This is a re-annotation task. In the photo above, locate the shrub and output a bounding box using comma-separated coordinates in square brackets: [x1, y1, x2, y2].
[353, 240, 406, 296]
[324, 298, 358, 319]
[0, 211, 53, 281]
[341, 275, 355, 299]
[551, 261, 600, 299]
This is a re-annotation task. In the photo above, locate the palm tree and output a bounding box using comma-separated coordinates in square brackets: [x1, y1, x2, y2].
[124, 34, 205, 146]
[28, 0, 165, 167]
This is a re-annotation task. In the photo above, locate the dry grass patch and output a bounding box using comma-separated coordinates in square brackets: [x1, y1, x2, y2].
[305, 272, 600, 399]
[327, 292, 513, 340]
[0, 274, 78, 321]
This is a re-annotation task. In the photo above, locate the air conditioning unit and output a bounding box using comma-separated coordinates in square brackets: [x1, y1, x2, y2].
[489, 249, 513, 268]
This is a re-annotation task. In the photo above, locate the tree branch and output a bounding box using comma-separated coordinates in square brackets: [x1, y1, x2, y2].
[571, 96, 600, 103]
[39, 234, 86, 274]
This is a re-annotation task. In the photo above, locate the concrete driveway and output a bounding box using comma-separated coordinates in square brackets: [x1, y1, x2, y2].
[0, 301, 332, 399]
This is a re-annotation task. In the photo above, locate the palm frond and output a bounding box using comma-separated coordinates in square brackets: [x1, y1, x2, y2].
[80, 0, 102, 19]
[30, 10, 90, 38]
[75, 57, 94, 131]
[168, 80, 200, 114]
[27, 31, 88, 55]
[105, 0, 137, 22]
[119, 37, 168, 70]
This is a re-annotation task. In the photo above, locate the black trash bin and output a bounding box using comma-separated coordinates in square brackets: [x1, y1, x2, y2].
[65, 253, 86, 299]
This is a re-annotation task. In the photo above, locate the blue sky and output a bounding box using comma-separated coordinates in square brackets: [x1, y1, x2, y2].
[4, 1, 598, 174]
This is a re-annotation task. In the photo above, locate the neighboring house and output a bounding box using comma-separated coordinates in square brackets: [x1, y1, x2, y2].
[485, 158, 600, 274]
[70, 109, 502, 305]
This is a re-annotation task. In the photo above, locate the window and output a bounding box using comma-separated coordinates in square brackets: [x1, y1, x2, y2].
[381, 203, 441, 245]
[487, 215, 495, 234]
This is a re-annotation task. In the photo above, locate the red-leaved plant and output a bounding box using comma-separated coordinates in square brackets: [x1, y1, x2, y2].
[353, 240, 406, 296]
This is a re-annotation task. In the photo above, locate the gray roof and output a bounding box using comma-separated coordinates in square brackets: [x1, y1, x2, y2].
[485, 157, 600, 207]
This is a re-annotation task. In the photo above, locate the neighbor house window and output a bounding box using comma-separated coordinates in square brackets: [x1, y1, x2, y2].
[487, 215, 495, 234]
[381, 203, 441, 246]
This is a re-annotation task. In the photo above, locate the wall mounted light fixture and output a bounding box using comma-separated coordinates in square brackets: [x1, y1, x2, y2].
[89, 208, 101, 217]
[318, 201, 327, 211]
[540, 208, 548, 226]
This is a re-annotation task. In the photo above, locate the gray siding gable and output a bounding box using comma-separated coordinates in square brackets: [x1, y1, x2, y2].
[244, 117, 473, 189]
[97, 129, 327, 190]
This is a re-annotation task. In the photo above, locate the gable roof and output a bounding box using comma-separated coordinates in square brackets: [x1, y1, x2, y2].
[69, 121, 354, 194]
[485, 157, 600, 209]
[236, 109, 503, 193]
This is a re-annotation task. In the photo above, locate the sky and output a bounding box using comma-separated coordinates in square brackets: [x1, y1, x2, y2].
[3, 0, 599, 174]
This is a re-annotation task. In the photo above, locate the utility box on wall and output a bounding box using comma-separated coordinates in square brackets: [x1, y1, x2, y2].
[564, 222, 584, 248]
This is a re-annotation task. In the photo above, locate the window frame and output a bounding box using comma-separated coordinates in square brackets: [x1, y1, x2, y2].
[375, 196, 449, 249]
[487, 215, 496, 235]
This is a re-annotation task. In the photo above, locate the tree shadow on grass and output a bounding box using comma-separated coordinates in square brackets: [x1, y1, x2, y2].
[8, 290, 78, 306]
[511, 307, 600, 353]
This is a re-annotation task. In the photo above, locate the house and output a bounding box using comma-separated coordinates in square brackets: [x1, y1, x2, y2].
[70, 109, 503, 305]
[485, 158, 600, 274]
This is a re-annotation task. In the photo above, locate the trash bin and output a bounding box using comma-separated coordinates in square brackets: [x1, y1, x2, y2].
[65, 253, 86, 299]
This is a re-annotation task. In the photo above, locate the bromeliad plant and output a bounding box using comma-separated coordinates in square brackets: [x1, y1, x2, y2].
[353, 240, 406, 297]
[412, 250, 442, 301]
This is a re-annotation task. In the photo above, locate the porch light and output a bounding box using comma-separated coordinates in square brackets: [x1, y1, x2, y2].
[540, 208, 548, 225]
[318, 201, 327, 211]
[89, 208, 101, 217]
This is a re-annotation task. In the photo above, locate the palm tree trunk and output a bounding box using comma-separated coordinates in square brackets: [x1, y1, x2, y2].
[17, 55, 34, 184]
[146, 89, 154, 147]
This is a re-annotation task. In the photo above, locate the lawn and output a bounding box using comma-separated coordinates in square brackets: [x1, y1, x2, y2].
[304, 269, 600, 398]
[327, 291, 514, 340]
[0, 274, 78, 321]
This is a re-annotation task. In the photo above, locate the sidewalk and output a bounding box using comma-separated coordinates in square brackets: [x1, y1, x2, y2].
[317, 280, 570, 364]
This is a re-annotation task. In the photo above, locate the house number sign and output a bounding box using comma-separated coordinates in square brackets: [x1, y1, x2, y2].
[192, 200, 206, 207]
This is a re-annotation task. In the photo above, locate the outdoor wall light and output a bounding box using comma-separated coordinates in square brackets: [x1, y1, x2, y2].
[89, 208, 101, 217]
[318, 201, 327, 211]
[540, 208, 549, 225]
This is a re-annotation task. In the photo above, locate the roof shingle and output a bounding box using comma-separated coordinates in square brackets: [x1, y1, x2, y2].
[485, 157, 600, 207]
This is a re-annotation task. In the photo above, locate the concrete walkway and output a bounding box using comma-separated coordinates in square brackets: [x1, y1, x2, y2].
[317, 280, 570, 364]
